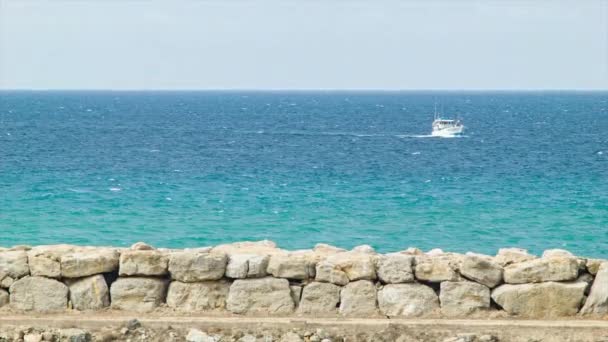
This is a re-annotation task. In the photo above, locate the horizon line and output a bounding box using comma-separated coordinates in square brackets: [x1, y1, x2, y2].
[1, 88, 607, 92]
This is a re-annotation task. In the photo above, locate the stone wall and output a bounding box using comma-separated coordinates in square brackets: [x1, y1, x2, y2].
[0, 241, 606, 318]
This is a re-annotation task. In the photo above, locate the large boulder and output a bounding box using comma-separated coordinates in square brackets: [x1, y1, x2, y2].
[414, 256, 461, 282]
[542, 249, 586, 271]
[494, 248, 536, 266]
[339, 280, 377, 316]
[0, 289, 8, 307]
[320, 252, 377, 282]
[67, 274, 110, 310]
[267, 254, 315, 280]
[439, 281, 490, 316]
[168, 252, 227, 282]
[491, 281, 586, 317]
[0, 251, 29, 279]
[110, 277, 168, 312]
[119, 250, 168, 276]
[377, 283, 439, 317]
[60, 249, 120, 278]
[10, 276, 68, 312]
[297, 282, 340, 314]
[167, 280, 230, 311]
[459, 255, 503, 288]
[26, 245, 80, 278]
[226, 277, 294, 315]
[313, 243, 347, 255]
[586, 259, 607, 275]
[212, 240, 281, 255]
[315, 261, 349, 285]
[376, 254, 414, 284]
[503, 257, 579, 284]
[28, 251, 61, 279]
[580, 262, 608, 314]
[225, 254, 269, 279]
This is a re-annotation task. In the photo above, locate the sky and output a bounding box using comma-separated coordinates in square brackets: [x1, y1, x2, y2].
[0, 0, 607, 90]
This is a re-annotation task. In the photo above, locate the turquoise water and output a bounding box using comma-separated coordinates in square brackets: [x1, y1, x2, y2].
[1, 91, 607, 257]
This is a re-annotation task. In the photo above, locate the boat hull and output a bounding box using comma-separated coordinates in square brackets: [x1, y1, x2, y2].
[431, 125, 464, 137]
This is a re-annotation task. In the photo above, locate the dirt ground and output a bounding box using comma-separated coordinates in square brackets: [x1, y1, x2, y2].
[0, 311, 607, 342]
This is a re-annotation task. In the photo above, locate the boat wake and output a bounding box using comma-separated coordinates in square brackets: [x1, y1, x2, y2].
[395, 134, 467, 139]
[240, 130, 467, 139]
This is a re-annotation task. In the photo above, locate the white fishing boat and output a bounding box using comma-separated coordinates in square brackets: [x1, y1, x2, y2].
[431, 105, 464, 137]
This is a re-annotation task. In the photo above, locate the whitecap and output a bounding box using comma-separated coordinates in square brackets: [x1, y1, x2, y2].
[149, 149, 160, 153]
[67, 188, 89, 193]
[411, 152, 421, 155]
[424, 179, 431, 183]
[598, 151, 604, 155]
[109, 187, 122, 192]
[166, 197, 172, 201]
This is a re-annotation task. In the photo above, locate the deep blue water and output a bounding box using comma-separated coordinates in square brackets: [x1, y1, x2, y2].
[1, 91, 607, 257]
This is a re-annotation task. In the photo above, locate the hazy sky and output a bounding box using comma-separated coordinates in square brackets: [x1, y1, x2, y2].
[1, 0, 607, 90]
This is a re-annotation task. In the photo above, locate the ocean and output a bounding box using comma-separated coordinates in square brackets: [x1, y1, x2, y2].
[1, 91, 607, 257]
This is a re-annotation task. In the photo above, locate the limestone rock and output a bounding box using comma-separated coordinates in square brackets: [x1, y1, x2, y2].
[225, 254, 269, 278]
[494, 248, 536, 266]
[0, 251, 29, 279]
[212, 240, 281, 256]
[67, 274, 110, 310]
[439, 281, 490, 316]
[297, 281, 340, 314]
[290, 285, 302, 306]
[60, 249, 120, 278]
[313, 243, 346, 255]
[315, 261, 349, 285]
[339, 280, 377, 316]
[580, 262, 608, 314]
[376, 254, 414, 284]
[351, 245, 376, 254]
[586, 259, 606, 275]
[414, 256, 460, 282]
[23, 333, 42, 342]
[168, 252, 227, 282]
[426, 248, 445, 256]
[130, 242, 154, 250]
[59, 329, 90, 342]
[186, 329, 219, 342]
[503, 257, 579, 284]
[543, 249, 586, 271]
[27, 251, 61, 279]
[0, 275, 13, 289]
[166, 280, 230, 311]
[280, 332, 304, 342]
[491, 281, 586, 317]
[0, 289, 8, 307]
[400, 247, 424, 255]
[459, 255, 503, 288]
[10, 276, 68, 312]
[542, 249, 574, 258]
[267, 254, 315, 280]
[322, 252, 377, 281]
[110, 277, 168, 312]
[378, 283, 439, 317]
[226, 277, 294, 314]
[119, 250, 168, 276]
